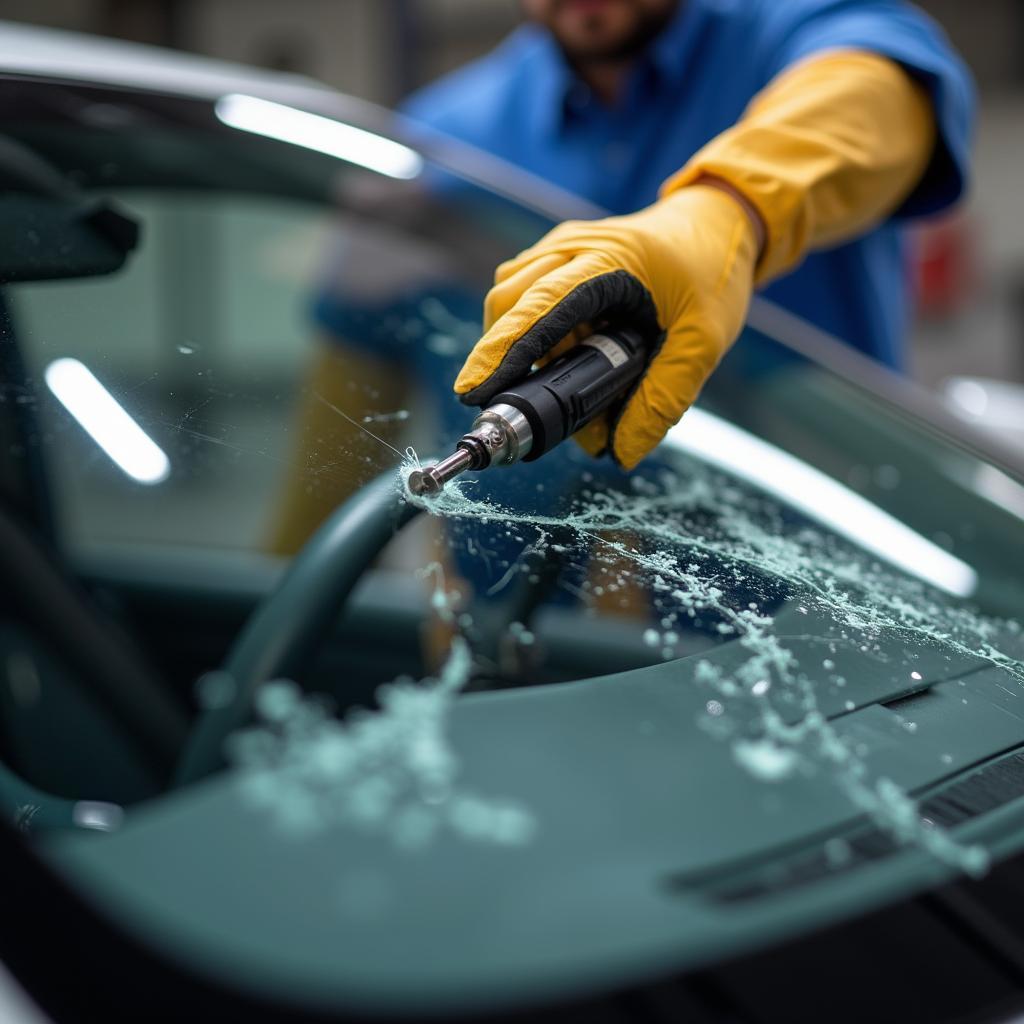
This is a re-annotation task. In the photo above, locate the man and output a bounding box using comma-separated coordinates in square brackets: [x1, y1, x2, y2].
[401, 0, 974, 469]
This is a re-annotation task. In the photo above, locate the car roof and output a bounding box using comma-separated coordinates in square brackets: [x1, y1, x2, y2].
[0, 18, 338, 109]
[0, 20, 1020, 485]
[0, 19, 609, 227]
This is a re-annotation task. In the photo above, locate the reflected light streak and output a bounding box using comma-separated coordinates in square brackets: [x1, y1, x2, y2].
[973, 464, 1024, 523]
[215, 94, 423, 180]
[666, 407, 978, 598]
[45, 358, 170, 485]
[72, 800, 124, 832]
[945, 376, 1024, 435]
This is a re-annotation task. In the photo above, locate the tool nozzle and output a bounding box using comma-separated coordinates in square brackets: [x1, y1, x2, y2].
[406, 406, 531, 497]
[407, 448, 474, 497]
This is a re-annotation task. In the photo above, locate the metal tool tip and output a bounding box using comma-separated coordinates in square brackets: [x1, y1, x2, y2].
[407, 447, 474, 497]
[407, 467, 441, 497]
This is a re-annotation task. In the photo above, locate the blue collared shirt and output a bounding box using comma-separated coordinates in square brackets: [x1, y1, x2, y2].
[401, 0, 975, 368]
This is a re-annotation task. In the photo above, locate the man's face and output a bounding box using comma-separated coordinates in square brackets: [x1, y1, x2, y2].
[522, 0, 680, 62]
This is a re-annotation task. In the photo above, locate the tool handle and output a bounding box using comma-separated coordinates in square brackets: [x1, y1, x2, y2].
[489, 326, 649, 461]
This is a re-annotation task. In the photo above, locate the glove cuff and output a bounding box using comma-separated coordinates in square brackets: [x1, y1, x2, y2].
[659, 50, 936, 286]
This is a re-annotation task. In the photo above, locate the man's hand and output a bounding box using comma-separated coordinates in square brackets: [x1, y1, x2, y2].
[456, 50, 937, 471]
[455, 183, 759, 469]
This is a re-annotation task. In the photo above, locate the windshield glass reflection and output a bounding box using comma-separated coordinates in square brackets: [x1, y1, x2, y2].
[2, 81, 1023, 875]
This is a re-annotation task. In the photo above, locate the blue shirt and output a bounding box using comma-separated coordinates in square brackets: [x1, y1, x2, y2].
[400, 0, 975, 369]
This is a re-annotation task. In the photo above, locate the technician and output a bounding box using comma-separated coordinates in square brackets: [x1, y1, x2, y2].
[401, 0, 975, 468]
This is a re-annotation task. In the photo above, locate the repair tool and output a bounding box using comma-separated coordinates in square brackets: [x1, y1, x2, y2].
[408, 325, 648, 496]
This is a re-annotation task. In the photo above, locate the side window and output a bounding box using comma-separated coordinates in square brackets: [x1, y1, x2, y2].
[13, 190, 468, 556]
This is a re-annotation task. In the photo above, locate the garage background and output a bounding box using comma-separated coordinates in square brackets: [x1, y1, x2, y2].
[2, 0, 1021, 398]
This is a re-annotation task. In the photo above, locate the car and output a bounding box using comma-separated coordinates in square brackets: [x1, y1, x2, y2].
[1, 18, 1024, 1024]
[945, 375, 1024, 449]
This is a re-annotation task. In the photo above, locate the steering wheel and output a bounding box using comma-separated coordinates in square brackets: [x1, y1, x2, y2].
[175, 471, 421, 786]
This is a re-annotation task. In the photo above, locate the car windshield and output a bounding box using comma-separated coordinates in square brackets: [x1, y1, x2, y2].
[3, 78, 1024, 868]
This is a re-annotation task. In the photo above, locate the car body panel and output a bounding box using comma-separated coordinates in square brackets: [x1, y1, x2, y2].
[48, 658, 1024, 1014]
[0, 21, 1023, 1022]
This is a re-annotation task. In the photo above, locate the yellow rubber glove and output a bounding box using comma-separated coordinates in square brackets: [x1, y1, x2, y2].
[662, 50, 937, 284]
[455, 50, 936, 469]
[456, 185, 758, 469]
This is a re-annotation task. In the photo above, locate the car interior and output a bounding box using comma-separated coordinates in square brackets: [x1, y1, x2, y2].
[2, 76, 1024, 1023]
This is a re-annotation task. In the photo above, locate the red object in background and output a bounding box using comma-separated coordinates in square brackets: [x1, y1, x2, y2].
[910, 211, 976, 318]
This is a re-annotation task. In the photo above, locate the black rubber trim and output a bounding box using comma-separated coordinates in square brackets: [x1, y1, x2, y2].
[665, 748, 1024, 906]
[461, 268, 661, 407]
[923, 751, 1024, 828]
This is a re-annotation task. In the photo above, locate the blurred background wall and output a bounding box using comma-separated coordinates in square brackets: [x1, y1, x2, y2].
[1, 0, 1021, 399]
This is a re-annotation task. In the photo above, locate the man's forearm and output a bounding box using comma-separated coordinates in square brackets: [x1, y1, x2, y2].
[662, 50, 937, 284]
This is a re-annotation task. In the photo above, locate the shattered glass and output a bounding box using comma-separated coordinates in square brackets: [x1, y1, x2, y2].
[3, 80, 1024, 882]
[387, 440, 1018, 875]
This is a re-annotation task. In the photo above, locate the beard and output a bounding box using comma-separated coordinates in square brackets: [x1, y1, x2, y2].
[552, 1, 680, 64]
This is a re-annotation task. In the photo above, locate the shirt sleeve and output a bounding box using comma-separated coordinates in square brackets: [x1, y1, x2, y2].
[756, 0, 976, 218]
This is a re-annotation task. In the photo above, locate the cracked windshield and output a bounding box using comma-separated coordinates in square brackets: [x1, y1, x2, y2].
[6, 83, 1024, 872]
